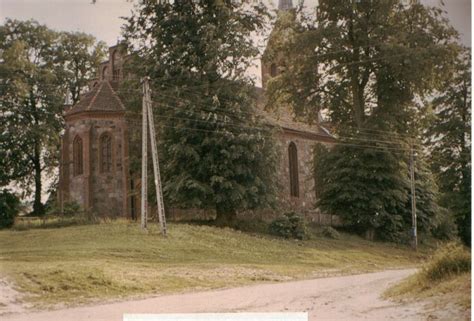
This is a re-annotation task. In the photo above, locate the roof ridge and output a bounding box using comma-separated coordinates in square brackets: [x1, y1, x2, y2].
[105, 81, 126, 110]
[87, 82, 104, 110]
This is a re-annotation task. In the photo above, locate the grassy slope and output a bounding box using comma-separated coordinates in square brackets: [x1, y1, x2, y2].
[385, 243, 471, 319]
[0, 220, 427, 307]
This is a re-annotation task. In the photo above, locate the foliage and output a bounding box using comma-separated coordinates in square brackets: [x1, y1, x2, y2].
[62, 201, 82, 217]
[55, 32, 107, 105]
[385, 242, 470, 313]
[314, 142, 408, 241]
[431, 208, 458, 241]
[266, 1, 459, 128]
[429, 48, 471, 247]
[0, 189, 20, 229]
[321, 226, 340, 239]
[314, 138, 440, 241]
[266, 1, 460, 241]
[422, 242, 471, 281]
[0, 19, 105, 215]
[409, 155, 440, 234]
[123, 1, 278, 223]
[268, 212, 307, 240]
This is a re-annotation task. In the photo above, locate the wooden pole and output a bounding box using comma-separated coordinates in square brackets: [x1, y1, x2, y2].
[140, 78, 148, 230]
[144, 77, 167, 236]
[410, 145, 418, 250]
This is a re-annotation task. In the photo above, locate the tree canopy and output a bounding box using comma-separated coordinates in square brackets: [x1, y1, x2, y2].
[267, 1, 461, 240]
[429, 48, 471, 246]
[122, 0, 278, 222]
[0, 19, 106, 215]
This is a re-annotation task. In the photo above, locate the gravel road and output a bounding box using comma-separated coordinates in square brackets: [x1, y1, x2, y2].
[0, 269, 440, 321]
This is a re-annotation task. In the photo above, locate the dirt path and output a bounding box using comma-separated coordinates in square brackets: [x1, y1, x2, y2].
[0, 269, 443, 321]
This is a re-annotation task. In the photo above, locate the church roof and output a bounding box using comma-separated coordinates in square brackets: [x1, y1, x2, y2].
[254, 87, 335, 142]
[65, 80, 126, 116]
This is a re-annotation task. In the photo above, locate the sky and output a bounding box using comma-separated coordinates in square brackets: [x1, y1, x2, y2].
[0, 0, 471, 86]
[0, 0, 470, 46]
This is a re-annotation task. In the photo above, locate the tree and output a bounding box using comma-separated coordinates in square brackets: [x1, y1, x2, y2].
[0, 19, 105, 215]
[267, 1, 459, 239]
[123, 0, 278, 224]
[429, 48, 471, 246]
[266, 1, 459, 130]
[55, 32, 107, 105]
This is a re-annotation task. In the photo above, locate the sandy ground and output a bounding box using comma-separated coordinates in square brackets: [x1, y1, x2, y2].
[0, 269, 467, 321]
[0, 278, 28, 315]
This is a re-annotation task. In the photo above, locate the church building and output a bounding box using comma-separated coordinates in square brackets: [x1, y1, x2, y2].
[57, 0, 336, 222]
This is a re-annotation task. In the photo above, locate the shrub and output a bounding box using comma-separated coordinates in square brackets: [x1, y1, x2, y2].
[432, 210, 458, 241]
[0, 189, 20, 229]
[422, 242, 470, 281]
[268, 212, 307, 240]
[63, 201, 82, 217]
[322, 226, 340, 239]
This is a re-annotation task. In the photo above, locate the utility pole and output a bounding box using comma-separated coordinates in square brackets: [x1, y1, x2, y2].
[144, 77, 167, 236]
[141, 78, 148, 230]
[410, 145, 418, 251]
[141, 77, 167, 236]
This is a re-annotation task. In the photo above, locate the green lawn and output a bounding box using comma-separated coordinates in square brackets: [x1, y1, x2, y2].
[0, 220, 428, 307]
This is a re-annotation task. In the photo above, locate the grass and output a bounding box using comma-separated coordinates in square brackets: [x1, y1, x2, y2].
[385, 242, 471, 311]
[0, 220, 429, 308]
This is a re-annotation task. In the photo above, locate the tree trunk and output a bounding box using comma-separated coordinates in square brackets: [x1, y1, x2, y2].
[32, 140, 44, 216]
[364, 227, 375, 241]
[214, 203, 237, 227]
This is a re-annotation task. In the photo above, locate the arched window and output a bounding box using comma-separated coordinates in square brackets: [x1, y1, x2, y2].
[112, 50, 118, 67]
[73, 136, 83, 176]
[112, 50, 120, 80]
[288, 142, 299, 197]
[270, 63, 278, 77]
[100, 133, 112, 173]
[102, 66, 108, 80]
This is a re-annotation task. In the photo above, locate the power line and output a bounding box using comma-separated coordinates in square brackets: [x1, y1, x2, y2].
[125, 118, 464, 162]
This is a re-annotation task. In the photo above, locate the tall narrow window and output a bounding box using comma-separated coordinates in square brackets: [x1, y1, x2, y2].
[288, 142, 299, 197]
[73, 136, 83, 176]
[100, 133, 112, 173]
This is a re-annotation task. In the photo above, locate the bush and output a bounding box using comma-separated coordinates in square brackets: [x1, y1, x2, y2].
[422, 242, 470, 281]
[432, 210, 458, 241]
[63, 201, 82, 217]
[0, 189, 20, 229]
[269, 212, 307, 240]
[322, 226, 340, 239]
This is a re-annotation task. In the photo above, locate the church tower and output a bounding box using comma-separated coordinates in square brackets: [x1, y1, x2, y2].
[58, 44, 130, 217]
[261, 0, 295, 89]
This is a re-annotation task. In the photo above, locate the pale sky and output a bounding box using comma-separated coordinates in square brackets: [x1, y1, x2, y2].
[0, 0, 470, 46]
[0, 0, 471, 86]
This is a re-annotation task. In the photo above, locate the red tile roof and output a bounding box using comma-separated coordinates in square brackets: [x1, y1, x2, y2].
[65, 81, 125, 116]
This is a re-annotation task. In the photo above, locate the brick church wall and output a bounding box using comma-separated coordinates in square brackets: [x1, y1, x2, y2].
[64, 117, 127, 217]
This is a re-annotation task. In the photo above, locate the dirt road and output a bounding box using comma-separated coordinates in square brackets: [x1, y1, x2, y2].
[0, 269, 441, 321]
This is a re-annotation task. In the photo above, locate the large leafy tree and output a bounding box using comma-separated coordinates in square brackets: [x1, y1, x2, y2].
[55, 32, 107, 105]
[0, 19, 105, 215]
[429, 48, 471, 246]
[123, 0, 278, 223]
[268, 1, 459, 239]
